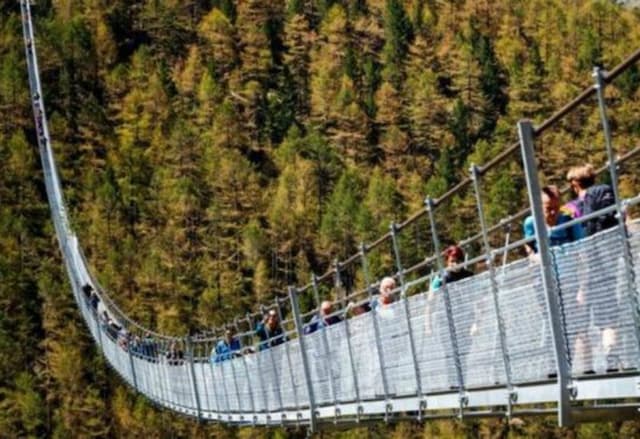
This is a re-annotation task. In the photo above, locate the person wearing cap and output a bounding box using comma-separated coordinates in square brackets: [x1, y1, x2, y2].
[255, 309, 287, 351]
[211, 329, 242, 363]
[304, 300, 342, 335]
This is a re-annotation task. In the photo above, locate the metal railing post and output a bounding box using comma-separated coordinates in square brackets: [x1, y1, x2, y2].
[425, 197, 466, 414]
[593, 67, 640, 353]
[311, 273, 339, 419]
[246, 315, 266, 419]
[233, 319, 256, 421]
[359, 243, 392, 420]
[127, 335, 139, 392]
[215, 336, 233, 419]
[268, 301, 285, 414]
[518, 119, 572, 426]
[275, 297, 300, 417]
[470, 164, 516, 413]
[252, 310, 270, 415]
[223, 326, 243, 419]
[288, 286, 317, 432]
[186, 337, 203, 421]
[390, 222, 425, 413]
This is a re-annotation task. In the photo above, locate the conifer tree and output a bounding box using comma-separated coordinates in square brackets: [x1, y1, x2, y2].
[382, 0, 413, 87]
[283, 12, 314, 118]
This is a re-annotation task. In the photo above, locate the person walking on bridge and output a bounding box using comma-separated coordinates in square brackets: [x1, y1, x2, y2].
[255, 309, 287, 351]
[523, 185, 585, 255]
[304, 300, 341, 335]
[211, 329, 242, 363]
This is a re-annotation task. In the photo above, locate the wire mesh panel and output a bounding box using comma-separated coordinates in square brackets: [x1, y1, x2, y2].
[287, 338, 309, 408]
[257, 347, 284, 412]
[326, 322, 357, 403]
[217, 359, 240, 411]
[347, 312, 383, 400]
[554, 227, 640, 374]
[211, 359, 232, 413]
[376, 300, 418, 396]
[164, 357, 195, 409]
[275, 341, 298, 409]
[201, 360, 223, 413]
[448, 272, 507, 388]
[304, 329, 334, 405]
[497, 258, 555, 383]
[416, 289, 459, 391]
[227, 358, 251, 412]
[244, 352, 267, 412]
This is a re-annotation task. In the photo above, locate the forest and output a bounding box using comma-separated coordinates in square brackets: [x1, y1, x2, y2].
[2, 0, 640, 437]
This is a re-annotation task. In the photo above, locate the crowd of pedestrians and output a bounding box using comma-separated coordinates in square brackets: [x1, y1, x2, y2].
[80, 163, 628, 380]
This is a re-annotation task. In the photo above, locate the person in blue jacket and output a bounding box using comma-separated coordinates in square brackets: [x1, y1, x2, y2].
[304, 300, 341, 335]
[523, 185, 585, 254]
[211, 329, 241, 363]
[255, 310, 287, 351]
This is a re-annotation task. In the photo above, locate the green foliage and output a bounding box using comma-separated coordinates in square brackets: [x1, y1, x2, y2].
[2, 0, 640, 436]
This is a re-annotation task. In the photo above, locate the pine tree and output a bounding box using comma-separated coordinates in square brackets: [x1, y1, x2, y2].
[381, 0, 413, 87]
[319, 169, 363, 258]
[283, 12, 314, 119]
[198, 7, 237, 80]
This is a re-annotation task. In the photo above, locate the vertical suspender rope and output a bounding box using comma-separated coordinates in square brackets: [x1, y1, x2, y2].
[359, 243, 392, 420]
[243, 313, 267, 422]
[233, 319, 256, 421]
[186, 336, 203, 421]
[253, 309, 271, 416]
[425, 197, 467, 416]
[470, 164, 516, 414]
[268, 300, 285, 414]
[593, 67, 640, 356]
[389, 222, 425, 417]
[223, 326, 243, 418]
[275, 297, 300, 419]
[309, 274, 339, 419]
[288, 286, 317, 432]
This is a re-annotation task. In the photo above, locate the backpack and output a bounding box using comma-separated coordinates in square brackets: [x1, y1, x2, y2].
[577, 184, 618, 236]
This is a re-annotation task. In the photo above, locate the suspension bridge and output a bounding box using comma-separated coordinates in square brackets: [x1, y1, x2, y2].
[19, 0, 640, 432]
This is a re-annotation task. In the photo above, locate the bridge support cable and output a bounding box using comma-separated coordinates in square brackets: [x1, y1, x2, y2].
[390, 223, 425, 416]
[259, 303, 286, 414]
[593, 67, 640, 357]
[127, 339, 139, 392]
[518, 120, 573, 426]
[359, 244, 392, 420]
[154, 342, 168, 410]
[223, 334, 242, 419]
[425, 198, 468, 417]
[275, 298, 301, 418]
[288, 287, 317, 432]
[196, 344, 213, 418]
[186, 337, 203, 421]
[207, 351, 223, 421]
[252, 319, 271, 417]
[310, 275, 339, 415]
[218, 343, 234, 417]
[315, 272, 363, 420]
[246, 313, 269, 417]
[233, 319, 257, 422]
[470, 165, 516, 414]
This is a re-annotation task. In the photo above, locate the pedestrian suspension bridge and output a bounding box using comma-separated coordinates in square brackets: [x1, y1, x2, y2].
[19, 0, 640, 432]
